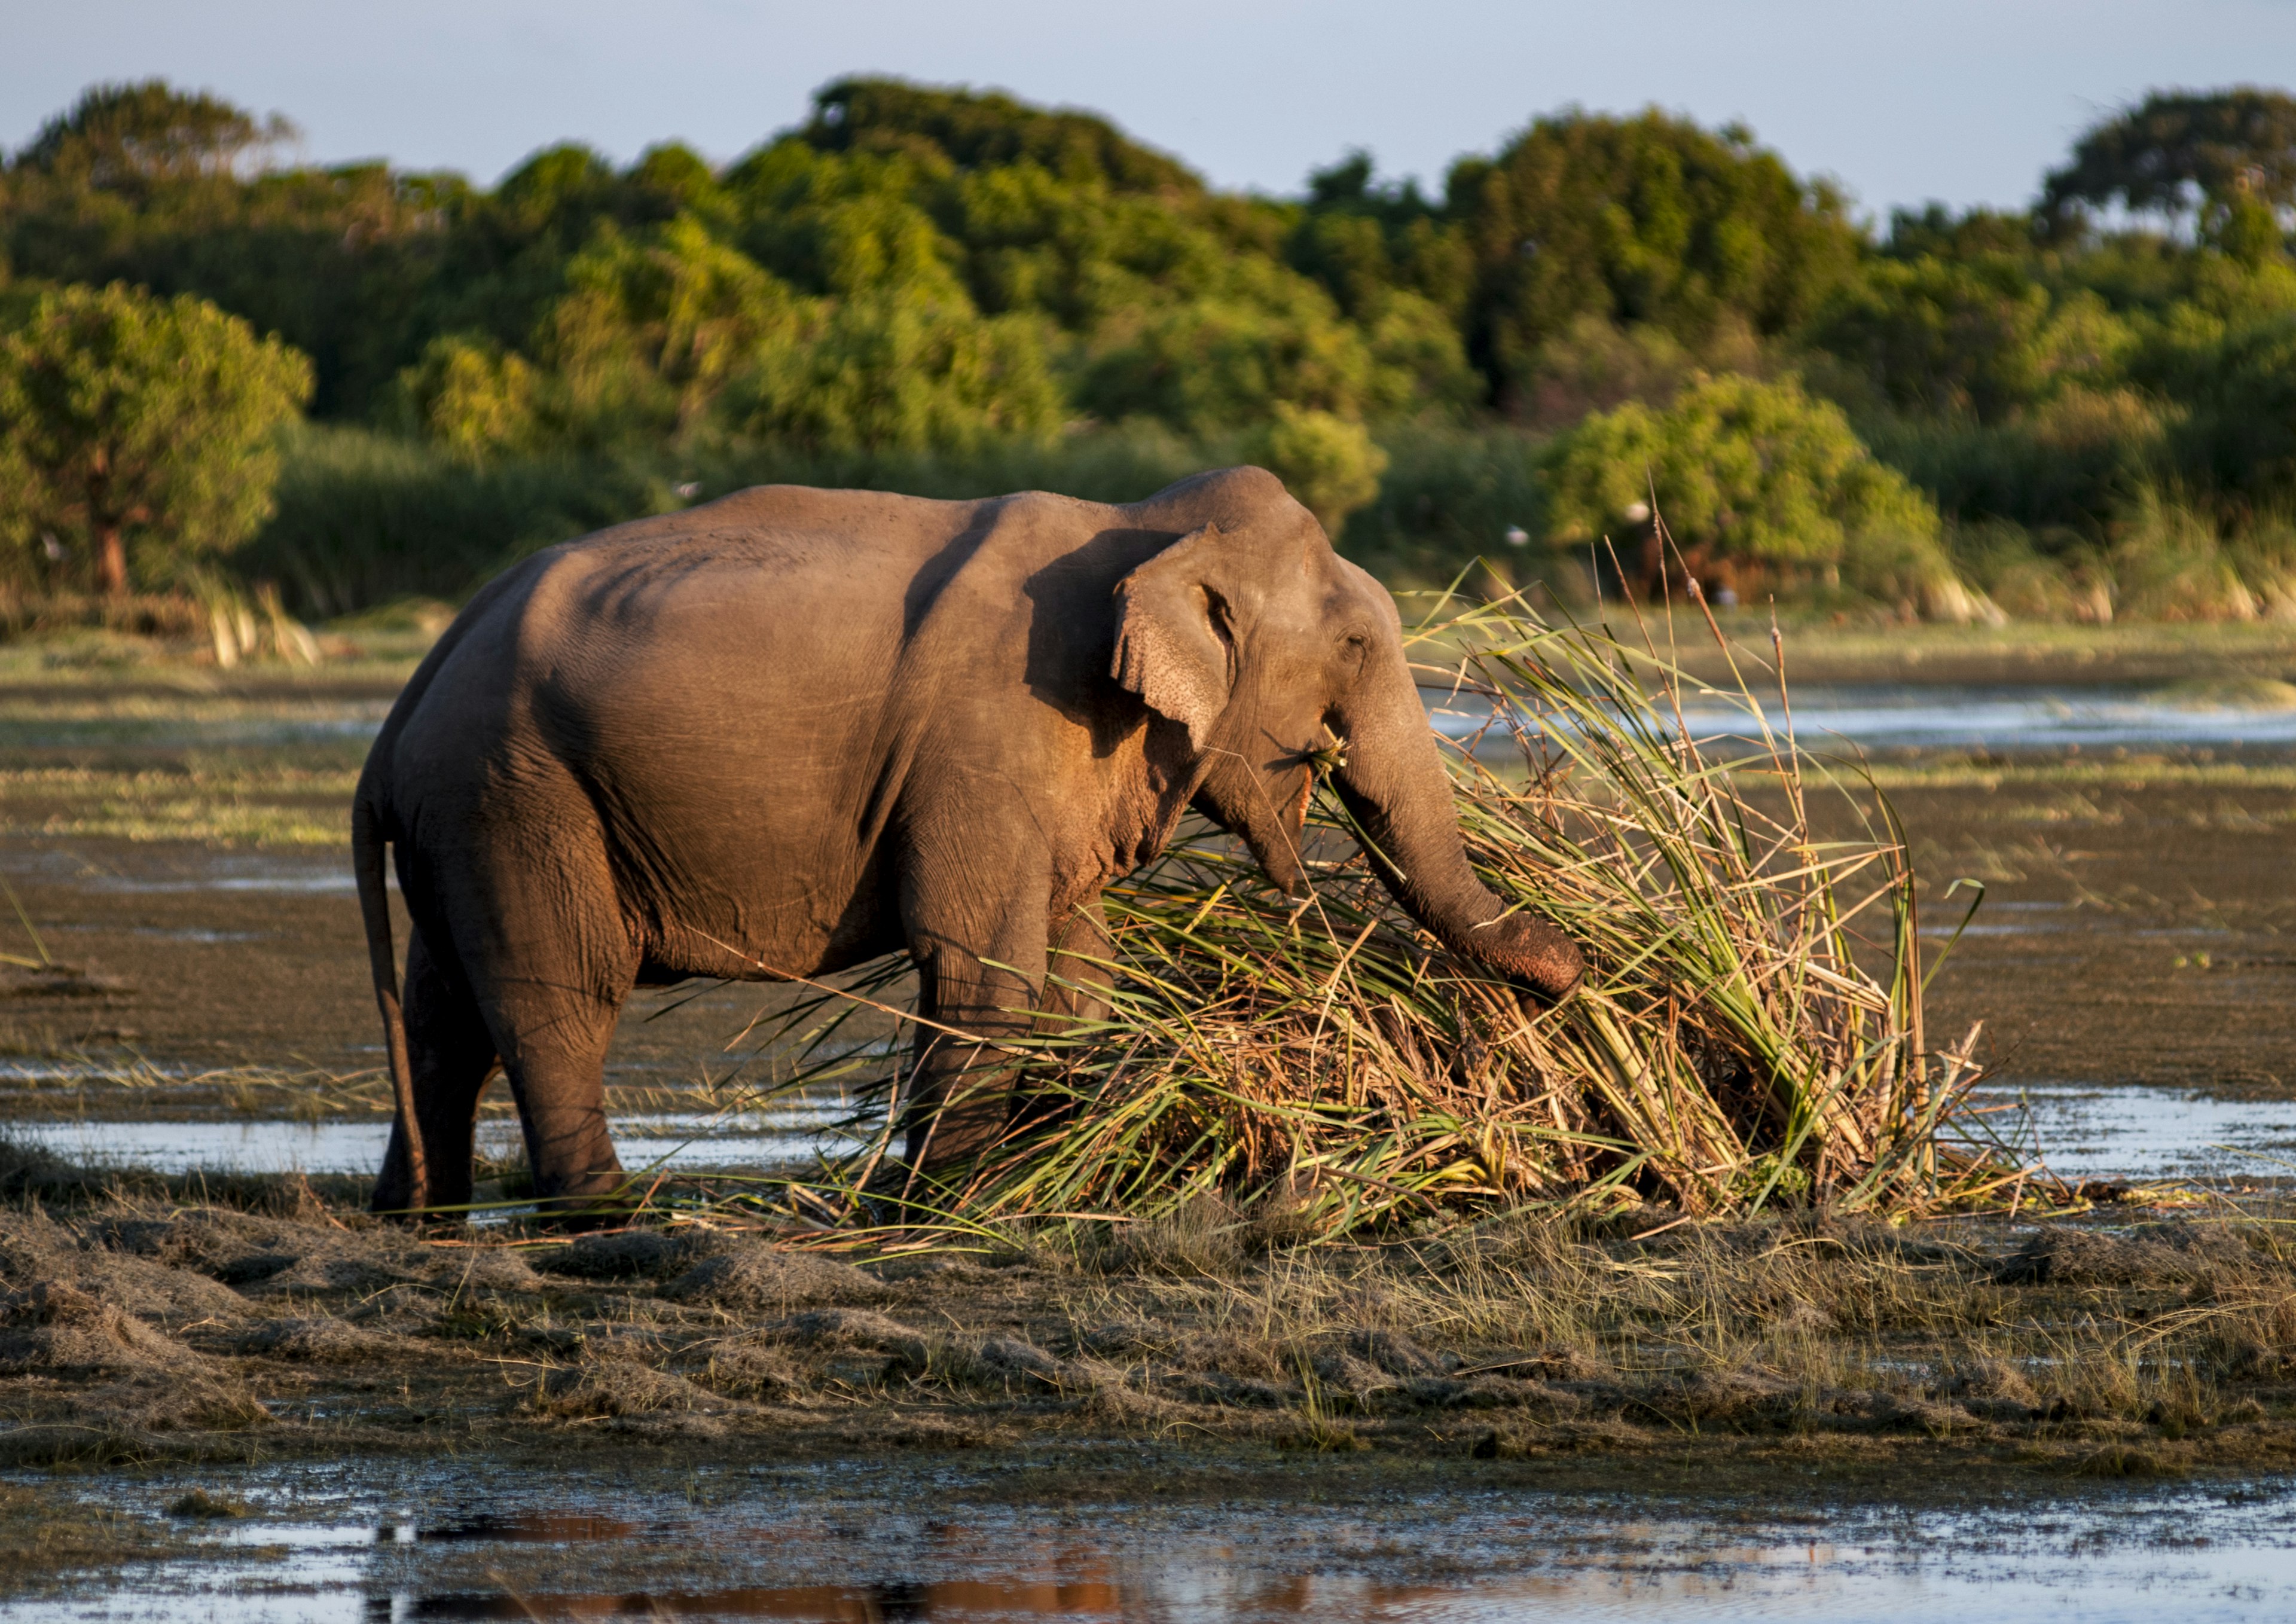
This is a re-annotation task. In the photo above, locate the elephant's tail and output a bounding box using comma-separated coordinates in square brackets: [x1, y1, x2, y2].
[353, 789, 426, 1211]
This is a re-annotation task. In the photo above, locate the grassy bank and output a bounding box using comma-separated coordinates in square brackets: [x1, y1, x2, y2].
[5, 1155, 2294, 1488]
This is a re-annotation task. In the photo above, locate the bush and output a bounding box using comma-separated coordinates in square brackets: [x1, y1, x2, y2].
[242, 426, 672, 617]
[2108, 494, 2261, 621]
[1544, 372, 1949, 595]
[1243, 405, 1387, 537]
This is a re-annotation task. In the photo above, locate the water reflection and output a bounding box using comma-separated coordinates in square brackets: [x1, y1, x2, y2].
[17, 1466, 2296, 1623]
[1977, 1080, 2296, 1183]
[28, 1079, 2296, 1190]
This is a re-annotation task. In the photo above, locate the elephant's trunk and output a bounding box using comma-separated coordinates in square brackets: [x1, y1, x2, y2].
[1332, 657, 1583, 1000]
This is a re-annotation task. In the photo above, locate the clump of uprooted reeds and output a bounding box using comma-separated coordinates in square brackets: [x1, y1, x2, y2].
[720, 597, 2010, 1246]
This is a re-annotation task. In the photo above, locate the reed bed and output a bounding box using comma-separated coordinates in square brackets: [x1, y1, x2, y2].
[705, 599, 2013, 1247]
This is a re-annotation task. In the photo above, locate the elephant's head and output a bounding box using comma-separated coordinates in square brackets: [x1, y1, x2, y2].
[1112, 467, 1583, 1001]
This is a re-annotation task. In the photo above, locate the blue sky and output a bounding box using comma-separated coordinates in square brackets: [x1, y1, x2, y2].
[8, 1, 2294, 222]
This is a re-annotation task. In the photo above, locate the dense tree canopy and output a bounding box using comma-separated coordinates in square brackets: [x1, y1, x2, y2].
[7, 74, 2296, 619]
[0, 78, 1861, 441]
[15, 80, 295, 185]
[799, 77, 1201, 196]
[1447, 111, 1860, 410]
[2042, 88, 2296, 225]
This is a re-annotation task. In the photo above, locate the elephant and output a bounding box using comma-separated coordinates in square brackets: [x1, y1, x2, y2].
[355, 465, 1582, 1216]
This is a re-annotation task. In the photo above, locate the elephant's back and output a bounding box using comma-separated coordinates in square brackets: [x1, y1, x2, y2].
[364, 477, 1120, 842]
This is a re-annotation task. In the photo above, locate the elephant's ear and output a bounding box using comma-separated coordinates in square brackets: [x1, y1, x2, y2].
[1113, 524, 1232, 750]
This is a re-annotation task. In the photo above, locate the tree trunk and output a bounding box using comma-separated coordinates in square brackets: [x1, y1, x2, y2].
[1333, 655, 1583, 1000]
[96, 527, 128, 597]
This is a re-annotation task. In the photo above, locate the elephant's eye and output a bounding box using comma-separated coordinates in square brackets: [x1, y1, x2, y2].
[1336, 631, 1370, 671]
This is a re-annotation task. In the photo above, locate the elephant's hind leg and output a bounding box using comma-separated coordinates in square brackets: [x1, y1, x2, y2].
[425, 803, 636, 1224]
[373, 926, 499, 1215]
[490, 996, 626, 1221]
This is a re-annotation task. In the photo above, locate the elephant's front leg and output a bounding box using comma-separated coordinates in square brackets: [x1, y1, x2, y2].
[900, 857, 1052, 1174]
[1042, 898, 1114, 1030]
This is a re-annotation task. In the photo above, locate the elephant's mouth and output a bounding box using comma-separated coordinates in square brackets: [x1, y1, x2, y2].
[1277, 728, 1349, 840]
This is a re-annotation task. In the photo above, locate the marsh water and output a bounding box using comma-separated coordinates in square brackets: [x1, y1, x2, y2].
[15, 1457, 2296, 1622]
[1431, 679, 2296, 753]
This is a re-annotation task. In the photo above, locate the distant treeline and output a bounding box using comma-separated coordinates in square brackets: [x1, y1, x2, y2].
[5, 77, 2296, 620]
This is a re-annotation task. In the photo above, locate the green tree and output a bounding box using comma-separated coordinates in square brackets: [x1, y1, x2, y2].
[3, 83, 442, 418]
[801, 77, 1201, 196]
[538, 213, 811, 439]
[389, 333, 542, 460]
[1803, 255, 2133, 423]
[0, 281, 312, 593]
[14, 80, 294, 185]
[1287, 150, 1468, 322]
[2042, 88, 2296, 235]
[2136, 310, 2296, 505]
[727, 295, 1062, 453]
[1544, 373, 1938, 572]
[1449, 111, 1859, 411]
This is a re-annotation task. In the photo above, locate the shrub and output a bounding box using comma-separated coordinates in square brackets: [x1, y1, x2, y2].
[1244, 405, 1387, 537]
[242, 425, 670, 617]
[1544, 371, 1949, 593]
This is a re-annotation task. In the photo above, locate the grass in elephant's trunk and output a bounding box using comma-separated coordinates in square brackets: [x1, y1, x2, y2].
[717, 599, 2019, 1248]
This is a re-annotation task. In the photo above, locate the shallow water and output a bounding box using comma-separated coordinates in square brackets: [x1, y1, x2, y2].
[16, 1459, 2296, 1622]
[28, 1084, 2296, 1191]
[0, 693, 390, 752]
[6, 1105, 859, 1176]
[11, 680, 2289, 759]
[1431, 683, 2296, 753]
[1972, 1083, 2296, 1186]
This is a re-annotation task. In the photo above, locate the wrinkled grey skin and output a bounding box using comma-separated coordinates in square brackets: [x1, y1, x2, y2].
[357, 467, 1581, 1216]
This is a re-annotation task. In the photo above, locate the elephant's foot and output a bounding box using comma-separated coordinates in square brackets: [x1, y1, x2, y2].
[530, 1165, 636, 1232]
[369, 1140, 430, 1222]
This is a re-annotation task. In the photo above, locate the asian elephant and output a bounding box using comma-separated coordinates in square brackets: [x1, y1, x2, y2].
[356, 466, 1583, 1215]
